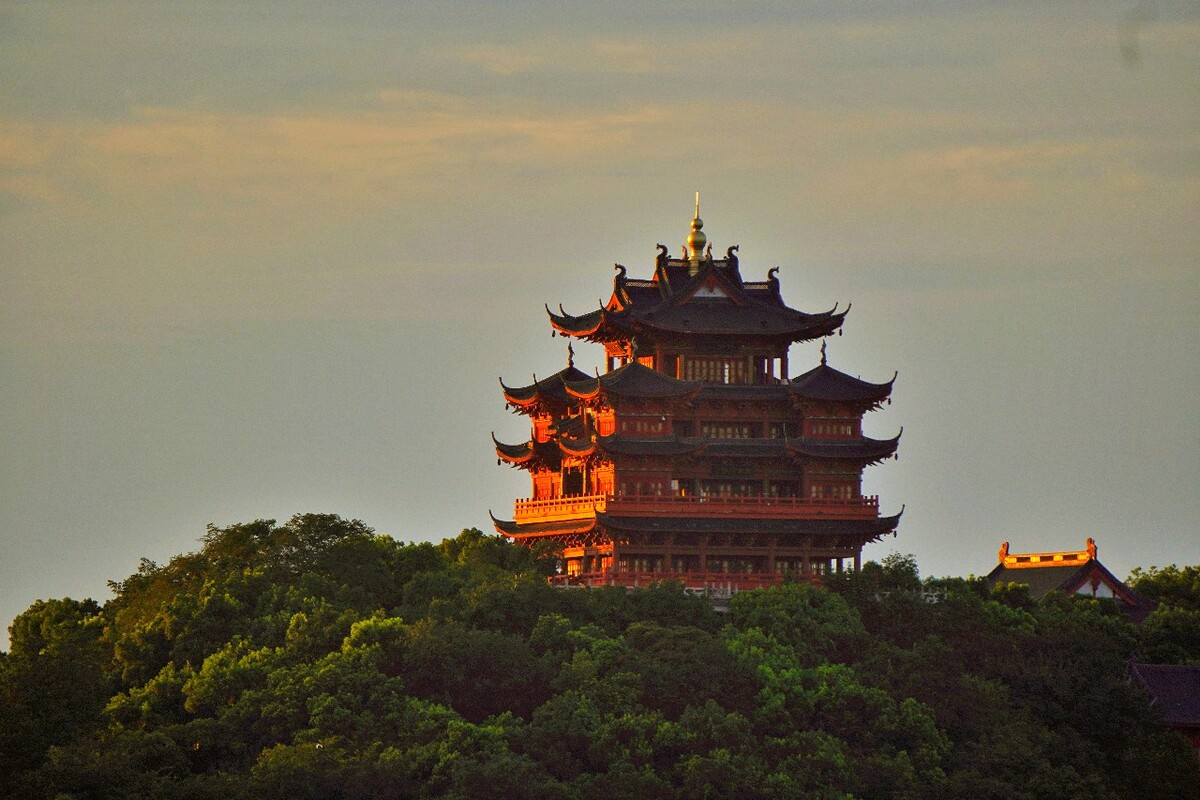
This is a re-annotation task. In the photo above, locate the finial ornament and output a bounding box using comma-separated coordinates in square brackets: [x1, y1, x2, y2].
[686, 191, 707, 265]
[567, 342, 574, 368]
[1086, 537, 1097, 559]
[999, 541, 1009, 563]
[820, 340, 827, 365]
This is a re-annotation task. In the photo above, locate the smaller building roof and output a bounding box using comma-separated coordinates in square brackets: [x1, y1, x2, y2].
[1131, 663, 1200, 728]
[984, 539, 1157, 622]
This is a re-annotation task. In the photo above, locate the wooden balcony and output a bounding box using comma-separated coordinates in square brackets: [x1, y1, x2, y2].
[514, 493, 607, 523]
[513, 492, 879, 523]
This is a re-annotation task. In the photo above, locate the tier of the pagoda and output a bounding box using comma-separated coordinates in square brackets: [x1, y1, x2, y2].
[500, 359, 894, 412]
[546, 256, 847, 344]
[495, 431, 901, 469]
[491, 511, 903, 541]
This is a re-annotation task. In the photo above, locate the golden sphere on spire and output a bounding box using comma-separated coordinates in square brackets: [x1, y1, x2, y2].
[686, 191, 707, 262]
[687, 216, 706, 260]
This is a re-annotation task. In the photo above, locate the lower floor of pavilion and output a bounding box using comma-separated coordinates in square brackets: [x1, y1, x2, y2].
[491, 510, 902, 591]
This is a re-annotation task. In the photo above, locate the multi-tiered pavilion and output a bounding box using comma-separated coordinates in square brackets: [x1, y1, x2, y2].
[492, 201, 902, 589]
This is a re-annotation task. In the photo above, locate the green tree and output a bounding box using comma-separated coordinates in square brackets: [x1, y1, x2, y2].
[1128, 564, 1200, 611]
[727, 581, 868, 666]
[0, 598, 112, 793]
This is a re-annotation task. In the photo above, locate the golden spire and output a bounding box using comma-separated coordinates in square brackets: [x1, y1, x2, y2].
[686, 191, 707, 270]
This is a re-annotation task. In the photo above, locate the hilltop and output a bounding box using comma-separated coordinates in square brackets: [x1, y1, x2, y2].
[2, 514, 1198, 799]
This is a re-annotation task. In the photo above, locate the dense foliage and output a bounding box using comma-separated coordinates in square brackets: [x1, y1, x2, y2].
[2, 515, 1197, 799]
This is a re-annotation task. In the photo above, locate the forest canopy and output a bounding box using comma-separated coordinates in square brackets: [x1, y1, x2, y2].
[2, 514, 1198, 799]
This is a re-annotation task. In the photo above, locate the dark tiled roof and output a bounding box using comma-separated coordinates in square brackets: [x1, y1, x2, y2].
[789, 363, 895, 404]
[489, 513, 595, 537]
[596, 511, 903, 539]
[986, 562, 1089, 597]
[595, 435, 704, 457]
[500, 365, 593, 405]
[493, 506, 903, 542]
[618, 282, 662, 308]
[493, 436, 534, 461]
[493, 436, 562, 470]
[548, 256, 846, 343]
[557, 435, 598, 457]
[547, 306, 607, 337]
[1131, 663, 1200, 727]
[587, 434, 898, 463]
[565, 362, 701, 400]
[787, 433, 900, 463]
[631, 300, 842, 339]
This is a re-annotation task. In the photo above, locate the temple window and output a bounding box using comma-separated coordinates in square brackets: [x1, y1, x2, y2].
[806, 419, 857, 438]
[682, 357, 749, 384]
[701, 421, 760, 439]
[809, 483, 856, 500]
[621, 417, 666, 435]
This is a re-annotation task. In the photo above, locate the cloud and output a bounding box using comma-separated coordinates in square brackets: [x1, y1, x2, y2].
[2, 98, 675, 218]
[0, 122, 74, 206]
[457, 44, 544, 76]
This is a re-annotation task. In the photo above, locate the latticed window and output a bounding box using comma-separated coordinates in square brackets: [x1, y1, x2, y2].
[700, 421, 758, 439]
[682, 357, 748, 384]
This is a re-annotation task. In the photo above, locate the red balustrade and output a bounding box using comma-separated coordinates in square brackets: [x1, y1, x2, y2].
[513, 492, 879, 522]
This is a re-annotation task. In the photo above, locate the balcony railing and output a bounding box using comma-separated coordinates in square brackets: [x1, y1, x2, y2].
[513, 492, 879, 523]
[514, 493, 608, 522]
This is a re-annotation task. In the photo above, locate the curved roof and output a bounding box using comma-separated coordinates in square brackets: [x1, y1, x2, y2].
[594, 434, 705, 457]
[548, 256, 846, 344]
[500, 365, 593, 411]
[490, 512, 595, 537]
[786, 432, 900, 464]
[563, 362, 701, 402]
[493, 434, 562, 470]
[505, 432, 901, 464]
[492, 510, 904, 543]
[603, 433, 899, 463]
[595, 511, 903, 541]
[789, 362, 895, 405]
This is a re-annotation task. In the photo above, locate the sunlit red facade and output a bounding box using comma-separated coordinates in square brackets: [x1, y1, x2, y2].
[491, 207, 902, 590]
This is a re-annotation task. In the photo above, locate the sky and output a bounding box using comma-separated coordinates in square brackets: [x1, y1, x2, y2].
[2, 1, 1197, 645]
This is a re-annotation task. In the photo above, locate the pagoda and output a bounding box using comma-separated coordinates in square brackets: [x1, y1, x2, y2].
[491, 199, 902, 590]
